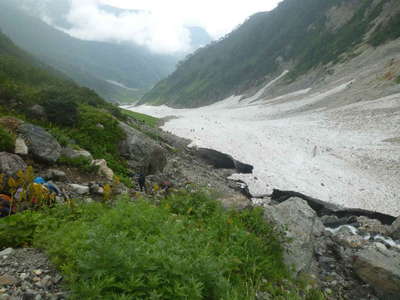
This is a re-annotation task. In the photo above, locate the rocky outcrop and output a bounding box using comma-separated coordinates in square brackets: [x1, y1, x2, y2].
[118, 122, 167, 174]
[353, 244, 400, 299]
[263, 197, 324, 275]
[194, 148, 253, 174]
[61, 147, 93, 161]
[18, 123, 61, 164]
[0, 152, 27, 176]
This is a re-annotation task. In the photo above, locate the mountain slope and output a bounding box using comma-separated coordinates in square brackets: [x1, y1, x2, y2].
[142, 0, 400, 107]
[0, 1, 179, 102]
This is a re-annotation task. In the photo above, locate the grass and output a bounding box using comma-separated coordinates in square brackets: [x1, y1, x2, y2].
[121, 108, 160, 128]
[0, 190, 324, 299]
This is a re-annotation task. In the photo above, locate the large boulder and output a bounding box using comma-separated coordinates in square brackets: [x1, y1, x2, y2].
[18, 123, 61, 164]
[263, 198, 324, 275]
[118, 122, 167, 174]
[0, 152, 27, 176]
[353, 244, 400, 299]
[390, 217, 400, 240]
[194, 148, 253, 174]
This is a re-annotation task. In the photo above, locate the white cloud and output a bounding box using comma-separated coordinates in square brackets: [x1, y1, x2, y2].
[61, 0, 282, 54]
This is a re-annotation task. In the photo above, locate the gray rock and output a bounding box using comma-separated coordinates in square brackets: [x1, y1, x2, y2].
[353, 245, 400, 299]
[334, 234, 367, 249]
[118, 122, 167, 174]
[61, 147, 93, 161]
[44, 169, 67, 182]
[18, 124, 61, 164]
[389, 216, 400, 240]
[0, 152, 27, 176]
[357, 216, 389, 235]
[68, 184, 89, 195]
[0, 248, 14, 256]
[263, 198, 324, 275]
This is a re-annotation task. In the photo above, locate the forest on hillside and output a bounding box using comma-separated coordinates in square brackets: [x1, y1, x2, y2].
[142, 0, 400, 107]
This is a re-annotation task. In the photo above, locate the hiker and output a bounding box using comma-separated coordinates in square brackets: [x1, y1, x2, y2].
[137, 173, 146, 193]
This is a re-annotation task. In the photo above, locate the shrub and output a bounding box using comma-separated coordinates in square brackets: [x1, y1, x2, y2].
[396, 75, 400, 84]
[42, 97, 79, 127]
[0, 126, 15, 152]
[0, 191, 324, 299]
[58, 155, 98, 174]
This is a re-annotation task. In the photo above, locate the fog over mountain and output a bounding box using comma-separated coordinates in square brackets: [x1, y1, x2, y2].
[11, 0, 213, 54]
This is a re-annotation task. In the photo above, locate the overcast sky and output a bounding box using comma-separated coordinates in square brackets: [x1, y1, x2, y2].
[62, 0, 282, 54]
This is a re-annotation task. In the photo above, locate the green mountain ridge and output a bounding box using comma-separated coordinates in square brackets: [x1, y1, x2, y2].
[141, 0, 400, 108]
[0, 1, 179, 103]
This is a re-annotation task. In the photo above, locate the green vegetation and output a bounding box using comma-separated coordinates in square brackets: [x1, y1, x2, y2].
[396, 75, 400, 84]
[369, 12, 400, 47]
[57, 156, 99, 174]
[0, 191, 324, 299]
[0, 30, 154, 178]
[0, 126, 15, 152]
[121, 108, 160, 128]
[142, 0, 400, 107]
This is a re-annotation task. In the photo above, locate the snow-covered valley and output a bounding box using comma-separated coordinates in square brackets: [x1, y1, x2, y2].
[126, 44, 400, 216]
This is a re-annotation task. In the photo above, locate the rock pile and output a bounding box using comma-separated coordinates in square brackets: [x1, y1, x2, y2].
[0, 248, 67, 299]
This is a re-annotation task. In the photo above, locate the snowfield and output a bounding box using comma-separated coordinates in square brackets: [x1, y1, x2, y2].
[126, 75, 400, 216]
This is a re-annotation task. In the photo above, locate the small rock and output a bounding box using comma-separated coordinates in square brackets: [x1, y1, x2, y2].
[40, 275, 52, 288]
[0, 248, 14, 256]
[0, 274, 18, 286]
[357, 216, 389, 235]
[44, 169, 67, 182]
[69, 184, 89, 195]
[33, 270, 43, 276]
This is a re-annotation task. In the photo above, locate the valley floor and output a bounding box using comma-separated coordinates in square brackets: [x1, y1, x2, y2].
[127, 70, 400, 217]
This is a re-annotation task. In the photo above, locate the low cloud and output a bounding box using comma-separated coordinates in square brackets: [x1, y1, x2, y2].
[64, 0, 192, 53]
[42, 0, 281, 54]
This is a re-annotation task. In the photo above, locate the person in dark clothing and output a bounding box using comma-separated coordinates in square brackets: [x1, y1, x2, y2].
[138, 173, 146, 193]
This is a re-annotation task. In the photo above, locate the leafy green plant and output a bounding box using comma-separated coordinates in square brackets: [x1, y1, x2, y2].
[0, 126, 15, 152]
[396, 75, 400, 84]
